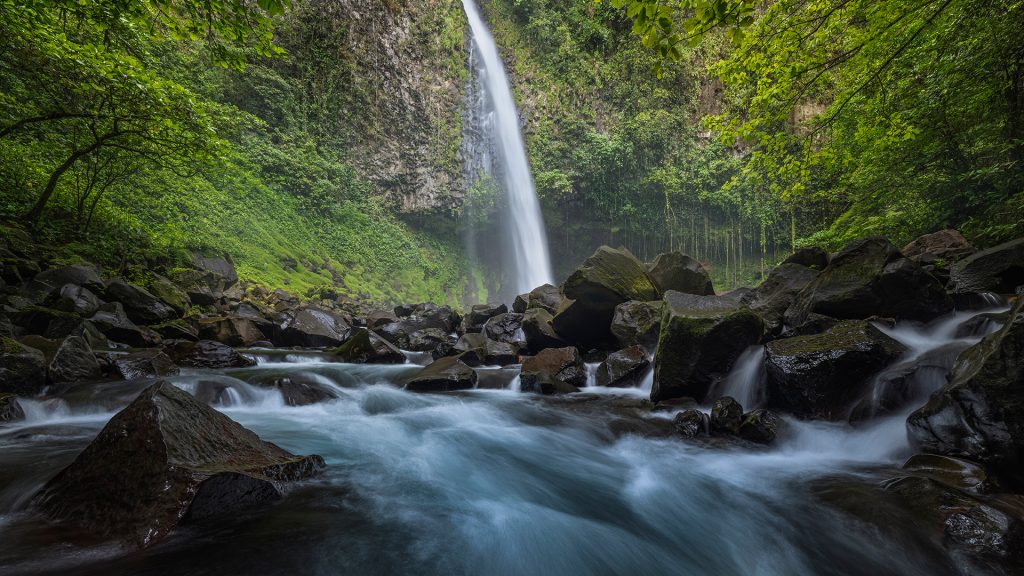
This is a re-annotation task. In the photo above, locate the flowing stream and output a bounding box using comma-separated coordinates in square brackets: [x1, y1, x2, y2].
[461, 0, 553, 297]
[0, 305, 1009, 575]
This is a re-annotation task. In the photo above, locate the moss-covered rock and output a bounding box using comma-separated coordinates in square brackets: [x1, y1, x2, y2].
[907, 298, 1024, 488]
[647, 252, 714, 295]
[147, 274, 192, 315]
[610, 300, 663, 353]
[34, 381, 325, 547]
[0, 337, 46, 395]
[651, 291, 765, 403]
[765, 320, 906, 420]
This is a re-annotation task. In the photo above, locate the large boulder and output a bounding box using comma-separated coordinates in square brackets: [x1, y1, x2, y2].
[48, 335, 101, 384]
[520, 346, 586, 394]
[0, 392, 25, 422]
[525, 283, 563, 314]
[334, 328, 406, 364]
[276, 307, 351, 348]
[596, 345, 650, 388]
[743, 263, 819, 334]
[103, 280, 177, 324]
[784, 237, 953, 326]
[452, 333, 518, 366]
[765, 320, 907, 420]
[610, 300, 663, 353]
[948, 237, 1024, 294]
[147, 274, 191, 315]
[462, 303, 507, 334]
[782, 247, 830, 270]
[10, 305, 83, 338]
[90, 302, 160, 347]
[165, 340, 256, 369]
[738, 409, 783, 444]
[169, 269, 224, 306]
[33, 264, 104, 294]
[651, 291, 765, 403]
[902, 229, 975, 262]
[403, 356, 477, 392]
[34, 381, 324, 546]
[521, 308, 567, 353]
[191, 254, 238, 287]
[482, 313, 524, 345]
[552, 246, 661, 347]
[198, 316, 266, 347]
[0, 337, 46, 395]
[112, 350, 180, 380]
[907, 299, 1024, 487]
[45, 284, 102, 317]
[647, 252, 714, 296]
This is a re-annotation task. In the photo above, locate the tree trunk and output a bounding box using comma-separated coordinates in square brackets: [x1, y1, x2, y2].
[25, 140, 106, 225]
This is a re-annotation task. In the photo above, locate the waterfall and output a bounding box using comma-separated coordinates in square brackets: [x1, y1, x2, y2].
[461, 0, 553, 298]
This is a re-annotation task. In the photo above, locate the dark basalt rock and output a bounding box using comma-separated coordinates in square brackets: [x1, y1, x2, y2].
[90, 302, 161, 348]
[33, 264, 105, 294]
[169, 268, 225, 306]
[651, 291, 765, 403]
[112, 349, 180, 380]
[452, 333, 518, 366]
[10, 305, 83, 338]
[191, 254, 238, 287]
[462, 303, 508, 334]
[902, 229, 975, 262]
[0, 392, 25, 422]
[521, 308, 567, 353]
[365, 310, 400, 330]
[765, 320, 907, 420]
[907, 299, 1024, 488]
[520, 346, 586, 394]
[276, 307, 351, 348]
[151, 319, 200, 342]
[512, 293, 529, 314]
[647, 252, 714, 296]
[552, 246, 660, 347]
[266, 375, 339, 406]
[48, 335, 101, 384]
[949, 236, 1024, 295]
[103, 280, 177, 324]
[334, 328, 406, 364]
[0, 337, 46, 395]
[147, 274, 191, 315]
[376, 304, 460, 350]
[482, 313, 524, 345]
[596, 345, 650, 388]
[738, 409, 783, 444]
[34, 381, 324, 547]
[784, 236, 953, 326]
[610, 300, 663, 353]
[782, 247, 830, 270]
[673, 409, 709, 438]
[164, 340, 256, 369]
[743, 263, 819, 334]
[198, 316, 266, 347]
[404, 356, 477, 392]
[525, 283, 563, 314]
[45, 284, 103, 317]
[710, 396, 744, 435]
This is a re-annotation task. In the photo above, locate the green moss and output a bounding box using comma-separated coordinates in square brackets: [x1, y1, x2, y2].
[0, 337, 23, 354]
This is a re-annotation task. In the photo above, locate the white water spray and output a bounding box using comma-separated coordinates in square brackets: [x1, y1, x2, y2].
[461, 0, 553, 295]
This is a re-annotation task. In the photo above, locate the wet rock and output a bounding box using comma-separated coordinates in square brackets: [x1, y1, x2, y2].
[782, 247, 830, 270]
[849, 342, 967, 422]
[525, 283, 563, 314]
[482, 312, 524, 345]
[404, 327, 450, 352]
[276, 307, 351, 348]
[0, 337, 46, 395]
[521, 308, 567, 353]
[647, 252, 714, 295]
[198, 316, 266, 347]
[404, 356, 477, 392]
[90, 302, 161, 347]
[651, 291, 765, 403]
[738, 409, 782, 444]
[710, 396, 744, 434]
[552, 246, 661, 347]
[902, 454, 989, 493]
[365, 310, 400, 330]
[151, 319, 200, 341]
[112, 349, 180, 380]
[34, 381, 324, 547]
[103, 280, 177, 324]
[267, 375, 339, 406]
[334, 328, 406, 364]
[45, 284, 102, 316]
[520, 346, 586, 394]
[48, 335, 101, 384]
[147, 274, 191, 315]
[0, 392, 25, 422]
[10, 305, 82, 338]
[765, 320, 907, 420]
[902, 229, 975, 262]
[596, 345, 650, 388]
[907, 299, 1024, 487]
[784, 236, 953, 326]
[743, 263, 819, 334]
[452, 333, 518, 366]
[165, 340, 256, 369]
[949, 236, 1024, 294]
[191, 254, 238, 287]
[33, 264, 104, 294]
[462, 303, 508, 334]
[610, 300, 663, 352]
[673, 409, 709, 438]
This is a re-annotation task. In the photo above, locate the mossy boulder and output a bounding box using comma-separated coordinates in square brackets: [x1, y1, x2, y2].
[651, 291, 765, 403]
[552, 246, 660, 347]
[403, 356, 477, 392]
[784, 236, 953, 326]
[781, 247, 830, 270]
[765, 320, 906, 420]
[647, 252, 714, 295]
[744, 263, 819, 334]
[0, 337, 46, 395]
[334, 328, 406, 364]
[907, 298, 1024, 488]
[610, 300, 663, 353]
[147, 274, 192, 315]
[104, 280, 178, 324]
[34, 381, 325, 547]
[520, 346, 586, 394]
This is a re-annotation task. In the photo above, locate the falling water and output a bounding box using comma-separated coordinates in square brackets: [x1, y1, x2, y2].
[461, 0, 553, 297]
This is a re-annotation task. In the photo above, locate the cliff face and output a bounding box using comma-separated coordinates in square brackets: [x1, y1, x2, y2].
[281, 0, 470, 214]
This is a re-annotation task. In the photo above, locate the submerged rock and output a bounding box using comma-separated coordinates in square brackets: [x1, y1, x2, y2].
[266, 375, 339, 406]
[651, 291, 764, 403]
[34, 381, 324, 547]
[404, 356, 477, 392]
[765, 320, 907, 420]
[907, 299, 1024, 488]
[647, 252, 714, 296]
[520, 346, 586, 394]
[0, 337, 46, 395]
[334, 328, 406, 364]
[595, 345, 650, 388]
